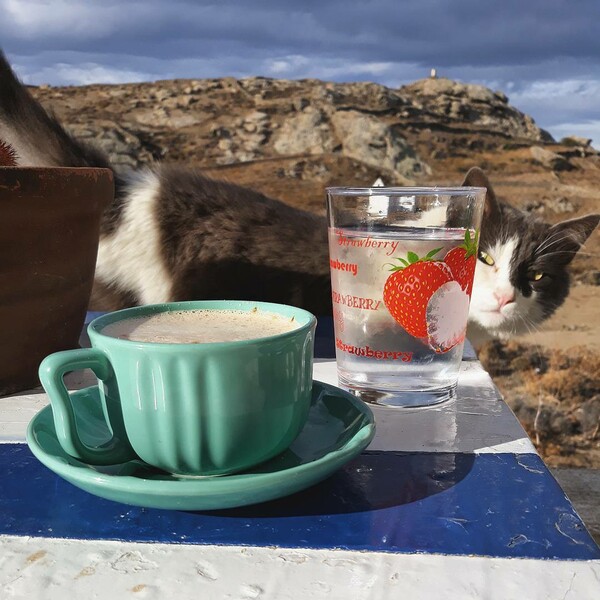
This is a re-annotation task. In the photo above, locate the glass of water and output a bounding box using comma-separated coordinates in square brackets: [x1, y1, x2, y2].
[326, 186, 486, 408]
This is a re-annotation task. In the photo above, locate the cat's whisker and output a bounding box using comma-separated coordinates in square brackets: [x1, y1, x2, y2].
[544, 250, 600, 258]
[544, 250, 600, 259]
[535, 232, 573, 255]
[500, 215, 509, 244]
[520, 314, 542, 337]
[537, 250, 598, 260]
[514, 315, 544, 369]
[536, 227, 571, 250]
[534, 232, 562, 254]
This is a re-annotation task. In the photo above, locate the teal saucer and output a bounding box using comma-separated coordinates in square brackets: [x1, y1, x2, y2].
[26, 381, 375, 510]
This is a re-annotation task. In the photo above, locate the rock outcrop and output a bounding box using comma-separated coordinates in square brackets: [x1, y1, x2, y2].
[530, 145, 573, 172]
[400, 78, 552, 141]
[30, 75, 558, 183]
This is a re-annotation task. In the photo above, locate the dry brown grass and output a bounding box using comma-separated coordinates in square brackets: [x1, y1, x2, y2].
[480, 341, 600, 467]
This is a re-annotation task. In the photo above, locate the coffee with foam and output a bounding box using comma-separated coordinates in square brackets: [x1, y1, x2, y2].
[102, 308, 300, 344]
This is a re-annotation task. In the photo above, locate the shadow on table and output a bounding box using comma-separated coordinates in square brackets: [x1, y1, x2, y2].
[202, 451, 475, 518]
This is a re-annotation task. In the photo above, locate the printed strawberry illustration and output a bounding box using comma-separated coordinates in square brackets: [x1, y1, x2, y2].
[426, 281, 470, 353]
[383, 248, 453, 338]
[444, 229, 479, 296]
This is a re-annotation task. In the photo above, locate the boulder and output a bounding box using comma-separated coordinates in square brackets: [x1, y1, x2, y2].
[560, 135, 593, 148]
[331, 110, 429, 178]
[578, 395, 600, 435]
[272, 108, 334, 155]
[68, 121, 159, 169]
[530, 146, 573, 171]
[401, 78, 553, 141]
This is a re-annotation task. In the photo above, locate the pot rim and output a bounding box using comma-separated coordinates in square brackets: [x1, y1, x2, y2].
[0, 166, 113, 174]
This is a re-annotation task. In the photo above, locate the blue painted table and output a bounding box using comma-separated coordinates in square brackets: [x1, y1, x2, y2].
[0, 315, 599, 599]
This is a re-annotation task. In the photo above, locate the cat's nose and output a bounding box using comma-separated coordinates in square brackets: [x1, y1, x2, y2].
[494, 291, 516, 309]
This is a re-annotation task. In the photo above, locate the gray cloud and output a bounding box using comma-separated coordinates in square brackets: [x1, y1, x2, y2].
[3, 1, 599, 65]
[2, 0, 600, 144]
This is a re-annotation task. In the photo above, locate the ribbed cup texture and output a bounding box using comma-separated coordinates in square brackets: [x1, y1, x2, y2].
[109, 335, 313, 475]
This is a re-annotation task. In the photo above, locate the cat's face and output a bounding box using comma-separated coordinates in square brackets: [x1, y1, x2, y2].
[463, 168, 599, 340]
[470, 218, 561, 337]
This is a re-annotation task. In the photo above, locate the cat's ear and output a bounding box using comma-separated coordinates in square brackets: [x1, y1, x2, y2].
[540, 214, 600, 264]
[462, 167, 501, 221]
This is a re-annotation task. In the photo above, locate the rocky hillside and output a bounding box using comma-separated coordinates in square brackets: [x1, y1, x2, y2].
[30, 75, 600, 466]
[34, 75, 553, 170]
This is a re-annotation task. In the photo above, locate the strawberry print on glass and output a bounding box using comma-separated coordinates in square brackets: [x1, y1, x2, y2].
[383, 233, 477, 354]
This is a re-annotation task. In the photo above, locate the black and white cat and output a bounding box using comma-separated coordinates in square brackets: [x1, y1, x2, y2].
[0, 52, 332, 316]
[462, 168, 598, 347]
[0, 52, 598, 347]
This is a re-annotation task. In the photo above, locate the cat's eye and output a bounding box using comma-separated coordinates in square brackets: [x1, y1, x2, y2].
[478, 251, 495, 266]
[531, 272, 544, 281]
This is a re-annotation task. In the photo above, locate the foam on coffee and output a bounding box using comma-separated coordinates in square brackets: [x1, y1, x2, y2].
[102, 308, 301, 344]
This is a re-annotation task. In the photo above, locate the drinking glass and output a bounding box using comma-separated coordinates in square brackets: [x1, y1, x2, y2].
[326, 186, 485, 407]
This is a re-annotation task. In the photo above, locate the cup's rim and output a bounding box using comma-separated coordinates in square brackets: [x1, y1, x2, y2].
[326, 186, 486, 196]
[88, 300, 317, 348]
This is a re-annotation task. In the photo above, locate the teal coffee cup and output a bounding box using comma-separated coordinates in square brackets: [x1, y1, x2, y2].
[39, 300, 316, 475]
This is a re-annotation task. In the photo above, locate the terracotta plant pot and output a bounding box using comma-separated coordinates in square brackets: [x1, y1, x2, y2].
[0, 167, 113, 395]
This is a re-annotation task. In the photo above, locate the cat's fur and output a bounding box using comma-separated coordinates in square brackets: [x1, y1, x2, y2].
[462, 168, 598, 347]
[0, 51, 598, 347]
[0, 52, 332, 316]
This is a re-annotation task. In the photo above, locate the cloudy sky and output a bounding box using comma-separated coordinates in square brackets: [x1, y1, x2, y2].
[2, 0, 600, 145]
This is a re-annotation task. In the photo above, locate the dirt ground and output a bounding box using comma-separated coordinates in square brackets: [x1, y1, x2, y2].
[477, 283, 600, 468]
[520, 285, 599, 352]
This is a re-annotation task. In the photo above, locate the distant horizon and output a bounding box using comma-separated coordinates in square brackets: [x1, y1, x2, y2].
[3, 0, 599, 148]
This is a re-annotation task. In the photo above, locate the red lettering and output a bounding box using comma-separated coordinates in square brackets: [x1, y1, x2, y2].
[329, 258, 358, 276]
[329, 293, 381, 311]
[335, 339, 413, 362]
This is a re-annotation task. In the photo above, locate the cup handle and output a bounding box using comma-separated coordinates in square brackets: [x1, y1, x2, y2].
[39, 348, 137, 465]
